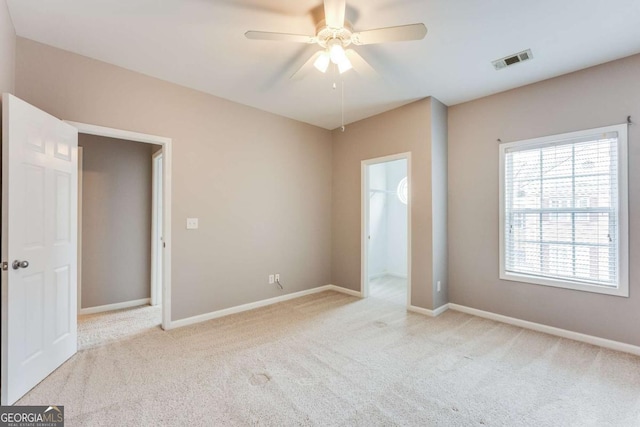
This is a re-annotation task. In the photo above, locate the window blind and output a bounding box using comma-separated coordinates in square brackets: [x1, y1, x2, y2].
[503, 132, 619, 287]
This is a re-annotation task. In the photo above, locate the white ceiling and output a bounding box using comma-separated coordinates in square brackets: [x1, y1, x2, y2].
[7, 0, 640, 129]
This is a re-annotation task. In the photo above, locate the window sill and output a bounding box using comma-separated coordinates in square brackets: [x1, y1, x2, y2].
[500, 271, 629, 297]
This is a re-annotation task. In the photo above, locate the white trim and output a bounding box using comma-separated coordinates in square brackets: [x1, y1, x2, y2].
[77, 147, 83, 312]
[327, 284, 362, 298]
[408, 304, 449, 318]
[151, 151, 163, 307]
[162, 139, 173, 330]
[361, 162, 368, 298]
[369, 272, 408, 280]
[79, 298, 150, 315]
[448, 303, 640, 357]
[432, 304, 449, 316]
[618, 124, 629, 297]
[169, 285, 361, 329]
[65, 121, 173, 330]
[361, 152, 412, 306]
[65, 121, 171, 145]
[498, 123, 629, 298]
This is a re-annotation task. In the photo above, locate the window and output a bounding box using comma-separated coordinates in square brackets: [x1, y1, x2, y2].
[397, 176, 408, 204]
[499, 124, 628, 297]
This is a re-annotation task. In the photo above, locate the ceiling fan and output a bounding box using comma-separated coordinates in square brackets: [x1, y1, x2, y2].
[245, 0, 427, 79]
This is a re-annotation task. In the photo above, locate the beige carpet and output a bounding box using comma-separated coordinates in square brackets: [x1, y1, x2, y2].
[78, 304, 162, 350]
[18, 291, 640, 426]
[369, 275, 407, 306]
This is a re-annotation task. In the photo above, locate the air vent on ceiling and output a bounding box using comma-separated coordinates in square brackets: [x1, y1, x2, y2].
[492, 49, 533, 70]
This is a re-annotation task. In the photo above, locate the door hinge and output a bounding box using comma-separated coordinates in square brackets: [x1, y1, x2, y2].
[1, 262, 8, 271]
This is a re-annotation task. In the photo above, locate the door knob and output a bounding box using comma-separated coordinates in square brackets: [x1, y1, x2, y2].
[12, 260, 29, 270]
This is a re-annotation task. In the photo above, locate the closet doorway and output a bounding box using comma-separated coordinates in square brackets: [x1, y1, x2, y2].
[361, 153, 411, 306]
[70, 122, 172, 334]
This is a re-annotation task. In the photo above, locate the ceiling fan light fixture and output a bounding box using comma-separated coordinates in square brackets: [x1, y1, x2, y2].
[313, 51, 331, 73]
[338, 57, 352, 74]
[329, 41, 347, 65]
[245, 1, 428, 81]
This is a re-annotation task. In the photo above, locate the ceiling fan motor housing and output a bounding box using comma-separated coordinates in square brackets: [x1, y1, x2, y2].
[316, 20, 354, 49]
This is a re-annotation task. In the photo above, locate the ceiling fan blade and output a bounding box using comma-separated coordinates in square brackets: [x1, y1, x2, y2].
[245, 31, 316, 44]
[345, 49, 379, 79]
[290, 51, 322, 80]
[351, 23, 427, 45]
[324, 0, 346, 28]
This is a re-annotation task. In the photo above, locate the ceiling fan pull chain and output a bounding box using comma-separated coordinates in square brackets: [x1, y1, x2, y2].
[341, 81, 346, 132]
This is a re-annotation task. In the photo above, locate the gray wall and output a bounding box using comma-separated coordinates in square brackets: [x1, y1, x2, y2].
[448, 53, 640, 346]
[431, 99, 448, 309]
[332, 98, 445, 309]
[15, 38, 333, 321]
[0, 0, 14, 94]
[80, 134, 155, 308]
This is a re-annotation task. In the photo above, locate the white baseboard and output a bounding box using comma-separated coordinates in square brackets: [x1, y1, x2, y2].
[448, 303, 640, 357]
[432, 303, 450, 316]
[387, 272, 408, 279]
[369, 272, 407, 280]
[170, 285, 362, 329]
[407, 303, 449, 318]
[80, 298, 150, 315]
[327, 284, 362, 298]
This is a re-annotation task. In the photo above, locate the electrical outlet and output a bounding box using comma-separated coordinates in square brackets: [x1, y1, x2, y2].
[275, 273, 280, 282]
[186, 218, 199, 229]
[437, 281, 441, 292]
[268, 274, 275, 284]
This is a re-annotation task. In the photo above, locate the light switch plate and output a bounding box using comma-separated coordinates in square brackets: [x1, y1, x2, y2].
[186, 218, 199, 229]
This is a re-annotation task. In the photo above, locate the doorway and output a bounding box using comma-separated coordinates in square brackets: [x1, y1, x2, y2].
[67, 121, 172, 331]
[1, 95, 173, 404]
[361, 153, 411, 306]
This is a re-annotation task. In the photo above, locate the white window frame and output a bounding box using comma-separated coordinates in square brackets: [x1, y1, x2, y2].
[499, 124, 629, 297]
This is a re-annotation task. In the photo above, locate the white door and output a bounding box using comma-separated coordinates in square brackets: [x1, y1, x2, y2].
[1, 93, 78, 405]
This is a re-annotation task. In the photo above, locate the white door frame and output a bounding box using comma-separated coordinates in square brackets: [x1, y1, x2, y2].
[77, 147, 83, 311]
[361, 152, 412, 306]
[65, 121, 173, 330]
[151, 150, 163, 307]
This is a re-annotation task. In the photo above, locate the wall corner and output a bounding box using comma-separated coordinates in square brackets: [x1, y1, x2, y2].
[430, 97, 449, 309]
